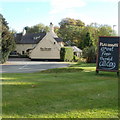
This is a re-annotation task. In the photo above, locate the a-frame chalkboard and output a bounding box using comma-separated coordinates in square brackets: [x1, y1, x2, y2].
[96, 36, 120, 76]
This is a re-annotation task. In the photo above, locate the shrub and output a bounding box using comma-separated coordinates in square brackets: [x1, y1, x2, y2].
[1, 14, 16, 63]
[1, 51, 10, 63]
[60, 47, 73, 62]
[82, 46, 97, 63]
[73, 55, 79, 62]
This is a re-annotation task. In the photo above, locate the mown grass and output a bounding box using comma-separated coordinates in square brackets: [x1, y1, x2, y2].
[2, 63, 118, 118]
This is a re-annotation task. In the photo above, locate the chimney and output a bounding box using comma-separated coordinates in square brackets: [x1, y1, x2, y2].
[49, 22, 58, 37]
[22, 27, 27, 36]
[50, 22, 54, 32]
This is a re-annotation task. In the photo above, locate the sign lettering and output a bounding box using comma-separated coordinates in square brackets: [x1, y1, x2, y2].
[96, 37, 120, 72]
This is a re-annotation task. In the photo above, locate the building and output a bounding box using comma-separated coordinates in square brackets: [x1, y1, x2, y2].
[72, 46, 82, 57]
[15, 23, 64, 59]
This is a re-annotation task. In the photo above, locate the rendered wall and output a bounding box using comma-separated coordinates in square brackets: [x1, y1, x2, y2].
[16, 44, 36, 54]
[29, 32, 61, 59]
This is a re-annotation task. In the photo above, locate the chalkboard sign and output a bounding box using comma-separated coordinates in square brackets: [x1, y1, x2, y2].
[96, 36, 120, 73]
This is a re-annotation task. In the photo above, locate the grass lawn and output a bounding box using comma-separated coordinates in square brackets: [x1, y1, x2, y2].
[2, 63, 118, 118]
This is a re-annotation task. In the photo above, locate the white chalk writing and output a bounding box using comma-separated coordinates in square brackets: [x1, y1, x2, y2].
[99, 42, 118, 70]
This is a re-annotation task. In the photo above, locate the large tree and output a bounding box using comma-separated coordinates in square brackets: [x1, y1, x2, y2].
[1, 14, 15, 63]
[59, 18, 85, 28]
[79, 23, 114, 49]
[58, 18, 85, 46]
[81, 23, 114, 63]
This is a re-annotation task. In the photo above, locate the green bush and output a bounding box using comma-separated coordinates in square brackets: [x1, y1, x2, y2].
[1, 14, 16, 63]
[73, 55, 79, 62]
[82, 46, 96, 63]
[1, 51, 10, 64]
[60, 47, 73, 62]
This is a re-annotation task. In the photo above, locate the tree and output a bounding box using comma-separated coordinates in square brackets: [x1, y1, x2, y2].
[79, 23, 114, 49]
[78, 25, 96, 49]
[98, 24, 113, 36]
[54, 26, 60, 35]
[82, 46, 97, 63]
[1, 14, 15, 63]
[58, 18, 85, 46]
[81, 23, 114, 63]
[59, 18, 85, 28]
[26, 23, 49, 33]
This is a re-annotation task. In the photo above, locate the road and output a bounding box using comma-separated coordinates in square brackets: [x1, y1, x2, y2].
[1, 60, 70, 73]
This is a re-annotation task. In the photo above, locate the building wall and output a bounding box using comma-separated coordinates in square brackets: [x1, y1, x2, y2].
[58, 42, 64, 47]
[16, 44, 36, 55]
[29, 32, 61, 59]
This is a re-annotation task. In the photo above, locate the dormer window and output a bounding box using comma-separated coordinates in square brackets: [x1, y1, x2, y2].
[33, 36, 41, 40]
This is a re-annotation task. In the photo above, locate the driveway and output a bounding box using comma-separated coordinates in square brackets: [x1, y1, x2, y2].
[1, 58, 70, 73]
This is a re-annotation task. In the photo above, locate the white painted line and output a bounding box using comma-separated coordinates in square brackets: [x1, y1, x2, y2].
[20, 67, 31, 69]
[19, 64, 28, 69]
[0, 71, 4, 73]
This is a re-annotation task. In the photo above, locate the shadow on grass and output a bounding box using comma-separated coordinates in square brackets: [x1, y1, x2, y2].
[70, 62, 96, 67]
[95, 71, 120, 78]
[39, 67, 84, 73]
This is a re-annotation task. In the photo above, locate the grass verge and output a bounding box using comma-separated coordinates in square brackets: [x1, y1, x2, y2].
[2, 63, 118, 118]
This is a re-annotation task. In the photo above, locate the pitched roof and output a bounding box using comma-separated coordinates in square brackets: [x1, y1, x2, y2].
[15, 32, 46, 44]
[15, 33, 22, 42]
[72, 46, 82, 52]
[15, 32, 63, 44]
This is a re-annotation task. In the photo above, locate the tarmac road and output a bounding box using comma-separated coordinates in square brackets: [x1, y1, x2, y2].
[0, 58, 70, 73]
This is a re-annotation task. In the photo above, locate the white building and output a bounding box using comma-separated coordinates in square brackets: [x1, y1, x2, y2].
[72, 46, 82, 57]
[15, 23, 64, 59]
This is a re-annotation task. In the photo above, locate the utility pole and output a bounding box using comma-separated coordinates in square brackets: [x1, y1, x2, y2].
[113, 25, 116, 35]
[118, 1, 120, 36]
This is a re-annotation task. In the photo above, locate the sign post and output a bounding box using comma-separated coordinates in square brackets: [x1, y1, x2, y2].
[96, 36, 120, 76]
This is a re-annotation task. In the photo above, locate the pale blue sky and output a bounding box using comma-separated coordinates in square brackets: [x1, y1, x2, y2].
[0, 0, 119, 33]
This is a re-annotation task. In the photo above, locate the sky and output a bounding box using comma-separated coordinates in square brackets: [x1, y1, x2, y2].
[0, 0, 119, 33]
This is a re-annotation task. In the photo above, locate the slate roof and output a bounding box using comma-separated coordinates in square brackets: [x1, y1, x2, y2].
[15, 32, 63, 44]
[15, 32, 46, 44]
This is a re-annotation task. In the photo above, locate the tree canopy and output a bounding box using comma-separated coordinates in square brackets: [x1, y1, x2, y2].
[58, 18, 85, 46]
[58, 18, 115, 49]
[57, 18, 115, 62]
[1, 14, 15, 63]
[59, 18, 85, 28]
[26, 23, 49, 33]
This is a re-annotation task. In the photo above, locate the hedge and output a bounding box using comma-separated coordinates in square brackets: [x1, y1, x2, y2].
[60, 47, 73, 62]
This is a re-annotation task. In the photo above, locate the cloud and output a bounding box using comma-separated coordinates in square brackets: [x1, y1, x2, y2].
[50, 8, 118, 27]
[101, 0, 118, 2]
[25, 8, 32, 13]
[49, 0, 86, 14]
[0, 0, 49, 2]
[85, 0, 119, 2]
[0, 7, 3, 12]
[60, 10, 95, 25]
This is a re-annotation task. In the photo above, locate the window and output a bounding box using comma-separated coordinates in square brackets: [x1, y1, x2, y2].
[22, 51, 25, 55]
